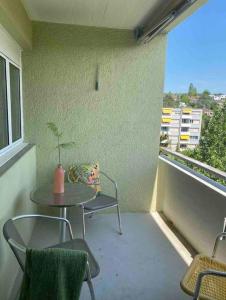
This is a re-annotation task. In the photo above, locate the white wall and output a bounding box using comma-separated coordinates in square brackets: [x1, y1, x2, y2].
[156, 156, 226, 262]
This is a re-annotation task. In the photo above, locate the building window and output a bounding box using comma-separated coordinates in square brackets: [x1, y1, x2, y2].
[161, 127, 169, 132]
[182, 119, 193, 124]
[190, 136, 199, 140]
[181, 127, 189, 132]
[180, 144, 187, 149]
[0, 55, 22, 153]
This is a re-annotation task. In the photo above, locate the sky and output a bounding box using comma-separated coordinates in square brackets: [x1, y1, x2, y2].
[164, 0, 226, 94]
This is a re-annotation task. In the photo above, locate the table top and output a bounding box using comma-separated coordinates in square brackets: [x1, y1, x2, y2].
[30, 183, 96, 207]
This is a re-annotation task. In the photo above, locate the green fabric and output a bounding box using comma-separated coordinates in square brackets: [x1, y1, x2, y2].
[19, 248, 88, 300]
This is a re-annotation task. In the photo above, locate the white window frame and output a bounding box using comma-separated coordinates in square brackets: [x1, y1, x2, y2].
[0, 52, 24, 157]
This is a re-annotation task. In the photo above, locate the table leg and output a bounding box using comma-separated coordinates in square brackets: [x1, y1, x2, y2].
[60, 207, 67, 243]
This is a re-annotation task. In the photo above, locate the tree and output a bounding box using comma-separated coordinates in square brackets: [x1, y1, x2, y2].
[184, 102, 226, 172]
[163, 93, 179, 108]
[180, 94, 191, 105]
[201, 114, 211, 135]
[202, 89, 210, 99]
[188, 83, 197, 96]
[196, 98, 213, 109]
[198, 102, 226, 171]
[160, 133, 169, 147]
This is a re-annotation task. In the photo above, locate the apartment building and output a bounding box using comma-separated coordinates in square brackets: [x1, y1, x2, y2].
[161, 108, 202, 151]
[210, 94, 226, 101]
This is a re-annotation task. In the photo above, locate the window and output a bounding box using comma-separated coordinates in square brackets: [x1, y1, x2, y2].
[161, 127, 169, 132]
[0, 56, 8, 150]
[10, 63, 21, 142]
[182, 119, 193, 124]
[180, 144, 187, 149]
[0, 55, 22, 153]
[190, 136, 199, 140]
[181, 127, 189, 132]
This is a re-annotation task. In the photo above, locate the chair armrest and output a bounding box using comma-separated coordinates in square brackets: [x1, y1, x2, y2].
[193, 269, 226, 300]
[12, 214, 74, 240]
[8, 238, 26, 253]
[100, 171, 118, 200]
[212, 232, 226, 258]
[86, 260, 92, 280]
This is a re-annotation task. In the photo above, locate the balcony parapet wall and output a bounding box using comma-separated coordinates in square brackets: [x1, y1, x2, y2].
[156, 152, 226, 261]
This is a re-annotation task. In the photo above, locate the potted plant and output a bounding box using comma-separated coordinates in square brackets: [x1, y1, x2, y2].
[47, 122, 75, 193]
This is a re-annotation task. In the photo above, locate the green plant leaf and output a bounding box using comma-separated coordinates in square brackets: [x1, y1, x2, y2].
[58, 142, 76, 149]
[47, 122, 62, 137]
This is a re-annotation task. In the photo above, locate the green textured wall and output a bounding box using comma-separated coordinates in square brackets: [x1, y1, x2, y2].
[23, 22, 166, 212]
[0, 146, 36, 299]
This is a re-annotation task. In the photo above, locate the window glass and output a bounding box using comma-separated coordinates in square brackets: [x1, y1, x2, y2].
[182, 119, 193, 124]
[181, 127, 189, 132]
[10, 63, 21, 142]
[180, 144, 187, 149]
[0, 56, 9, 150]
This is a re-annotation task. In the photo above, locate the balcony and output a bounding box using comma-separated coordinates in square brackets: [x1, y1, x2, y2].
[181, 120, 193, 127]
[162, 117, 172, 123]
[6, 148, 225, 300]
[180, 134, 190, 140]
[162, 108, 173, 115]
[182, 108, 192, 114]
[0, 0, 215, 299]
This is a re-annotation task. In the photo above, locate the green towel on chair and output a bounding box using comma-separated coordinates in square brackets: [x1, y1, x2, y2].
[19, 248, 88, 300]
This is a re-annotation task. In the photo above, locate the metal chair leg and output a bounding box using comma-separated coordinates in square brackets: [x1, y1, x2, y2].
[87, 279, 96, 300]
[116, 205, 122, 235]
[81, 205, 86, 239]
[86, 261, 96, 300]
[89, 213, 94, 219]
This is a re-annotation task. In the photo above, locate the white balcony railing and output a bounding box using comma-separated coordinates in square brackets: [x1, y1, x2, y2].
[160, 148, 226, 181]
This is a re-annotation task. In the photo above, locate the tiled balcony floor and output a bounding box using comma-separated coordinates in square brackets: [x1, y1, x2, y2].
[15, 212, 191, 300]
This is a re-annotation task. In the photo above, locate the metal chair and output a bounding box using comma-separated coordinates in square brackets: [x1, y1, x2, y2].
[181, 229, 226, 300]
[3, 214, 100, 300]
[69, 171, 122, 238]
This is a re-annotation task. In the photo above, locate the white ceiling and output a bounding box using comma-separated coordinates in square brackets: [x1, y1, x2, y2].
[21, 0, 163, 30]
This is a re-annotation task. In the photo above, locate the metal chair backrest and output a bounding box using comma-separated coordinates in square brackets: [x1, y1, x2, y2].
[3, 219, 26, 271]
